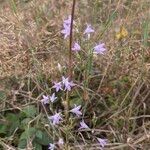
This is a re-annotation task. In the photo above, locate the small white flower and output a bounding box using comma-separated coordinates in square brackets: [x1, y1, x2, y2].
[49, 93, 57, 103]
[58, 138, 64, 145]
[57, 63, 62, 72]
[48, 143, 55, 150]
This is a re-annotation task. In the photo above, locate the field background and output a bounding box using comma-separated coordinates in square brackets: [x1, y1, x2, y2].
[0, 0, 150, 149]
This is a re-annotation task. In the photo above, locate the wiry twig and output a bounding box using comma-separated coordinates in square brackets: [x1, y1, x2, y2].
[66, 0, 76, 119]
[0, 138, 16, 150]
[68, 0, 76, 79]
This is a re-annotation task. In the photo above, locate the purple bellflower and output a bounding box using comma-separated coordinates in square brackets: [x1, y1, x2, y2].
[48, 143, 55, 150]
[79, 120, 89, 130]
[53, 82, 63, 92]
[41, 95, 49, 104]
[61, 23, 70, 39]
[62, 76, 75, 91]
[61, 15, 75, 39]
[72, 42, 81, 52]
[49, 93, 57, 103]
[70, 105, 82, 117]
[48, 113, 62, 125]
[93, 43, 106, 54]
[97, 138, 108, 148]
[84, 24, 94, 39]
[63, 15, 74, 26]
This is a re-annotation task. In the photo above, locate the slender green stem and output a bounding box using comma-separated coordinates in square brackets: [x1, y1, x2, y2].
[83, 46, 93, 101]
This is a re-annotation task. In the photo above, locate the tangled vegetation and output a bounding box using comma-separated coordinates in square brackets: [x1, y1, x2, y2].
[0, 0, 150, 149]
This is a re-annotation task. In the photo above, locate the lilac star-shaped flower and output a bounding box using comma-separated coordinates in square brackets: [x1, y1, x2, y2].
[62, 76, 75, 91]
[79, 120, 89, 130]
[48, 113, 62, 125]
[63, 15, 72, 26]
[63, 15, 75, 26]
[49, 93, 57, 103]
[70, 105, 82, 117]
[97, 138, 108, 148]
[53, 82, 63, 92]
[61, 23, 70, 39]
[72, 42, 81, 52]
[93, 43, 106, 54]
[41, 95, 49, 104]
[84, 24, 95, 35]
[48, 143, 55, 150]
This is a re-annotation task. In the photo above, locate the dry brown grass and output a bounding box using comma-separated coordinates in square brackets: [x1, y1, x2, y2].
[0, 0, 71, 79]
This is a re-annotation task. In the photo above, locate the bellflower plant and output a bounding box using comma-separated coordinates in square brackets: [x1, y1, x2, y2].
[84, 24, 95, 34]
[48, 143, 55, 150]
[84, 24, 94, 39]
[41, 95, 49, 104]
[51, 9, 110, 149]
[61, 15, 75, 39]
[49, 93, 57, 103]
[63, 15, 74, 26]
[70, 105, 82, 117]
[62, 76, 75, 91]
[53, 82, 63, 92]
[79, 120, 89, 130]
[48, 113, 62, 125]
[97, 138, 108, 148]
[72, 42, 81, 52]
[61, 23, 71, 39]
[93, 43, 106, 54]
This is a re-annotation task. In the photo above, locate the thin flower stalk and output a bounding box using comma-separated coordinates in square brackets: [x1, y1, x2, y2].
[66, 0, 76, 124]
